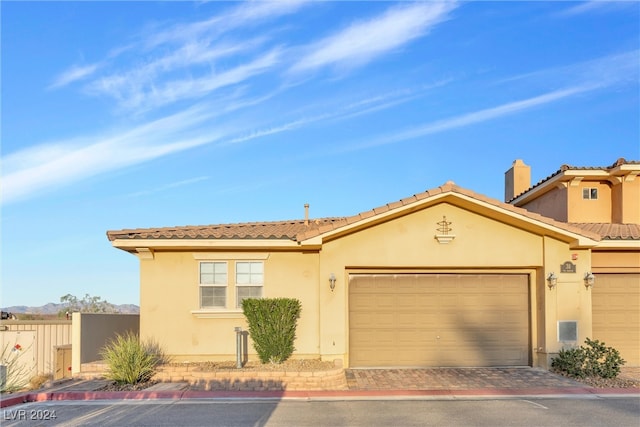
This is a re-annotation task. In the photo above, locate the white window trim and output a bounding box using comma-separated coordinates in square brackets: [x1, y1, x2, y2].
[235, 260, 264, 308]
[582, 187, 598, 200]
[199, 261, 228, 309]
[190, 309, 244, 319]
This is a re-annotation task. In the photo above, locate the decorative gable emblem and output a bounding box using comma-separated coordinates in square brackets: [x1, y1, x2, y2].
[434, 216, 456, 244]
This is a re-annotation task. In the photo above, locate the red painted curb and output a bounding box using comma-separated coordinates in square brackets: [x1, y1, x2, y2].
[0, 394, 30, 408]
[1, 387, 639, 408]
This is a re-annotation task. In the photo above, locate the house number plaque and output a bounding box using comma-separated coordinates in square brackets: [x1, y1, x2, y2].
[560, 261, 576, 273]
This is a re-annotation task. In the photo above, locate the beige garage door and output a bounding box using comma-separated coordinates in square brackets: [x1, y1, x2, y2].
[349, 274, 530, 367]
[592, 273, 640, 366]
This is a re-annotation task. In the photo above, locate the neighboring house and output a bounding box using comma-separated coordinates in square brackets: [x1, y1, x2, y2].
[506, 158, 639, 366]
[107, 159, 639, 369]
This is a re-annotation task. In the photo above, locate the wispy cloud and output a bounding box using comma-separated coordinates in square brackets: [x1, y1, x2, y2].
[1, 106, 222, 205]
[289, 2, 457, 74]
[222, 83, 446, 146]
[50, 1, 307, 112]
[49, 63, 101, 89]
[126, 176, 210, 198]
[89, 47, 282, 112]
[496, 50, 639, 89]
[345, 85, 597, 151]
[556, 0, 635, 17]
[143, 0, 308, 48]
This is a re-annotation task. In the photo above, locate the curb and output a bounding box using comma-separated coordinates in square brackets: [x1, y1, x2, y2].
[2, 387, 639, 408]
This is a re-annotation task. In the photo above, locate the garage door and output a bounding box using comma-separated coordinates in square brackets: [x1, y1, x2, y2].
[592, 273, 640, 366]
[349, 274, 530, 367]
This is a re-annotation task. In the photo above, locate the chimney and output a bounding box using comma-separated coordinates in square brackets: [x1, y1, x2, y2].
[304, 203, 309, 226]
[504, 159, 531, 202]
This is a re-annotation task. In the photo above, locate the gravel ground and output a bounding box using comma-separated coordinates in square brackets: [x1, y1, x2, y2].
[553, 366, 640, 388]
[169, 358, 336, 372]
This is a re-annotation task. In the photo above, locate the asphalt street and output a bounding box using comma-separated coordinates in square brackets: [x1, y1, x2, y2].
[2, 397, 639, 427]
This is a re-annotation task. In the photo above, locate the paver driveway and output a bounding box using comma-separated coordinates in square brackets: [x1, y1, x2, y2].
[345, 367, 586, 390]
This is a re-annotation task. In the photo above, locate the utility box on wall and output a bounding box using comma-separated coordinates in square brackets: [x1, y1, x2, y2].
[54, 344, 72, 380]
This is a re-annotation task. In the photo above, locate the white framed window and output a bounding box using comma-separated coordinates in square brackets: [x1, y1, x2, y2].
[236, 261, 263, 308]
[199, 262, 227, 308]
[582, 187, 598, 200]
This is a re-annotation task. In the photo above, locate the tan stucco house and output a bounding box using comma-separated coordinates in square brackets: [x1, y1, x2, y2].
[107, 158, 639, 368]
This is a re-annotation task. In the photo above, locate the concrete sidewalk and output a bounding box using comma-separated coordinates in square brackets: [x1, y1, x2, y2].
[2, 368, 639, 408]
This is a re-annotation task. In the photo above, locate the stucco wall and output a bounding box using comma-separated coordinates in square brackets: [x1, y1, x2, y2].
[521, 187, 568, 222]
[140, 251, 320, 361]
[614, 178, 640, 223]
[540, 236, 593, 368]
[317, 203, 547, 363]
[134, 201, 596, 369]
[568, 182, 612, 223]
[592, 251, 640, 273]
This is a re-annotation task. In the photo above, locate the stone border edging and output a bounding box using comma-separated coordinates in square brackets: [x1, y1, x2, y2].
[153, 366, 348, 391]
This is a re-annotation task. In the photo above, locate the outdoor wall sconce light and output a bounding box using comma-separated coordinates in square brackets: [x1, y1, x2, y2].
[329, 273, 337, 292]
[584, 272, 595, 289]
[547, 272, 558, 290]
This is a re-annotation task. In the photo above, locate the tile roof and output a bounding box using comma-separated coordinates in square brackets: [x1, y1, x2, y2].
[106, 218, 345, 242]
[508, 157, 640, 203]
[107, 181, 602, 243]
[569, 223, 640, 240]
[294, 181, 602, 242]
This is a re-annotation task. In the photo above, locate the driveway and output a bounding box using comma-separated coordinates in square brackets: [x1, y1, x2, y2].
[345, 367, 588, 391]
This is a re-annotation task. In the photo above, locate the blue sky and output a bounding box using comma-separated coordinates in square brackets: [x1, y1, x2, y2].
[1, 1, 638, 307]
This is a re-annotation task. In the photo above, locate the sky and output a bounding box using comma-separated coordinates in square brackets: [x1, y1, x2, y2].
[1, 1, 639, 308]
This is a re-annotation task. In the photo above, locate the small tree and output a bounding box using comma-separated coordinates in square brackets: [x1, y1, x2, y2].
[242, 298, 302, 364]
[59, 293, 118, 317]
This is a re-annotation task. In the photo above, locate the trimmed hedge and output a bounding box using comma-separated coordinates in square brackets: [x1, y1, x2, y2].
[242, 298, 302, 364]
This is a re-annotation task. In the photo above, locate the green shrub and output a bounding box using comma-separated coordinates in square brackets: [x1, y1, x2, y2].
[551, 338, 625, 379]
[551, 347, 587, 378]
[100, 332, 167, 385]
[242, 298, 302, 364]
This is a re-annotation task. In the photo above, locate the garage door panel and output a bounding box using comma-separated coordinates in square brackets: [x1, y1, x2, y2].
[593, 274, 640, 366]
[349, 274, 530, 367]
[351, 330, 395, 346]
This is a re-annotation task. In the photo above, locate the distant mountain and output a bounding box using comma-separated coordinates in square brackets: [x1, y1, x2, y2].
[2, 302, 140, 315]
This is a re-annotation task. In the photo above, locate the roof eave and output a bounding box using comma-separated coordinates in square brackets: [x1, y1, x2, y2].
[510, 170, 612, 206]
[111, 238, 301, 252]
[610, 163, 640, 176]
[592, 240, 640, 250]
[299, 190, 600, 248]
[298, 192, 451, 245]
[455, 192, 600, 247]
